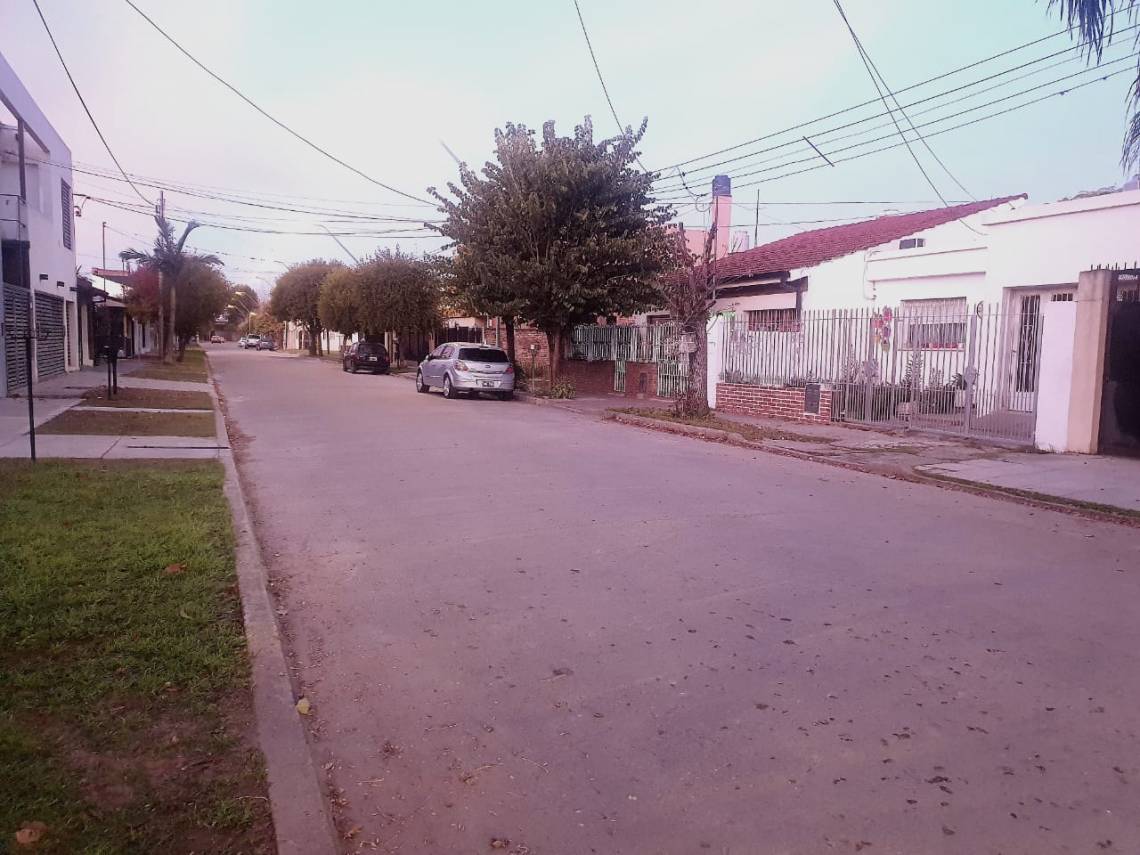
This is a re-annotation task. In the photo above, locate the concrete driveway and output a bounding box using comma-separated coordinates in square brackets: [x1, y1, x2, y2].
[210, 347, 1140, 855]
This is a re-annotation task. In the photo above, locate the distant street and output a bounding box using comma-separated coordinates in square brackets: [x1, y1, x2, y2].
[211, 345, 1140, 855]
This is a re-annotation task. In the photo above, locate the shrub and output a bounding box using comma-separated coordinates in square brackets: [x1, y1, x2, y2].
[549, 380, 576, 399]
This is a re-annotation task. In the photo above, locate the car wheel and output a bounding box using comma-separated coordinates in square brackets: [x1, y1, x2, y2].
[341, 361, 348, 372]
[443, 376, 457, 399]
[416, 371, 430, 393]
[499, 391, 514, 401]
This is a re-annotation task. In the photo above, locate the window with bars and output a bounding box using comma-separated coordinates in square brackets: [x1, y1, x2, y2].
[60, 180, 73, 250]
[901, 298, 967, 349]
[746, 308, 800, 332]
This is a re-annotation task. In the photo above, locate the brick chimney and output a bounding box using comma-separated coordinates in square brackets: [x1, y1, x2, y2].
[711, 175, 732, 259]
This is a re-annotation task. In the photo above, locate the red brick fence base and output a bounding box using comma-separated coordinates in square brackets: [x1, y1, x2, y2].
[716, 383, 833, 424]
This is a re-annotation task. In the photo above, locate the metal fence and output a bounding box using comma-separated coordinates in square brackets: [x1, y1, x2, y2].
[722, 303, 1043, 443]
[569, 323, 689, 396]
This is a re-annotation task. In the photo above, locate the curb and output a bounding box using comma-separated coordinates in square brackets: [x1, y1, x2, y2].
[206, 357, 338, 855]
[605, 411, 1140, 528]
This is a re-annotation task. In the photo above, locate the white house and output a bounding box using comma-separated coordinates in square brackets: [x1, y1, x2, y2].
[1, 50, 81, 395]
[650, 176, 1140, 452]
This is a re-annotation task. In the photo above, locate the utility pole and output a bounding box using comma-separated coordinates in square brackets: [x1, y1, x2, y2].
[754, 190, 760, 247]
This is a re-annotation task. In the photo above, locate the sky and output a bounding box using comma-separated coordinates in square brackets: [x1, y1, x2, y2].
[1, 0, 1137, 298]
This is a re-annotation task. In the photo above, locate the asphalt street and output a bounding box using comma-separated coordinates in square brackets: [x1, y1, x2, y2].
[210, 344, 1140, 855]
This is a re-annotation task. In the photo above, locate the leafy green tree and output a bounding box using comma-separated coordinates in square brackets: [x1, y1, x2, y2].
[174, 260, 230, 354]
[659, 228, 716, 418]
[225, 284, 260, 328]
[120, 214, 222, 363]
[269, 259, 342, 356]
[1049, 0, 1140, 168]
[318, 266, 361, 348]
[353, 250, 440, 364]
[431, 118, 674, 379]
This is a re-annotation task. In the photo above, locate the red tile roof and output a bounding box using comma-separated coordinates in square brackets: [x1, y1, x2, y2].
[714, 195, 1025, 282]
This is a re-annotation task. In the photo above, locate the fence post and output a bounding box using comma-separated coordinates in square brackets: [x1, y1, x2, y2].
[706, 314, 725, 409]
[963, 310, 979, 436]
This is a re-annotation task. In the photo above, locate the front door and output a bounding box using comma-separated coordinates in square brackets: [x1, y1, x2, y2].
[1008, 289, 1073, 412]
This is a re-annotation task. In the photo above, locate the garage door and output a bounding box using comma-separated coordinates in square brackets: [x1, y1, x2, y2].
[3, 284, 30, 394]
[35, 292, 65, 379]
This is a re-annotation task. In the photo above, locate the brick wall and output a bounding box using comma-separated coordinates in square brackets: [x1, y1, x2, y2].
[716, 383, 833, 424]
[561, 360, 616, 395]
[624, 362, 660, 399]
[482, 322, 550, 370]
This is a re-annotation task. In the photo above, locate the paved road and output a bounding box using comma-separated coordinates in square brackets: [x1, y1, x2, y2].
[210, 345, 1140, 855]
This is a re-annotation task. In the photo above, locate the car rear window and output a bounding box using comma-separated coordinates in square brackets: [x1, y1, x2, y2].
[358, 343, 387, 356]
[459, 348, 507, 363]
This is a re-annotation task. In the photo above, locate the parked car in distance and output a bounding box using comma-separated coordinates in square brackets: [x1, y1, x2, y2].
[240, 334, 262, 350]
[416, 343, 514, 400]
[342, 341, 390, 374]
[256, 337, 276, 351]
[210, 334, 224, 343]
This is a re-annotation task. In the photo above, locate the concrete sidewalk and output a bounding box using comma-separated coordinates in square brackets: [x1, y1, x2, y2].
[538, 392, 1140, 517]
[919, 454, 1140, 512]
[0, 368, 221, 459]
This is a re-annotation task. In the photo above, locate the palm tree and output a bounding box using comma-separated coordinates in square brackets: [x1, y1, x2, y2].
[1050, 0, 1140, 170]
[121, 214, 221, 363]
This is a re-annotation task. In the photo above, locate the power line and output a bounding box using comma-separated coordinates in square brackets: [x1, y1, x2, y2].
[653, 8, 1138, 175]
[39, 158, 440, 224]
[121, 0, 432, 205]
[652, 34, 1140, 194]
[654, 59, 1136, 201]
[30, 0, 153, 206]
[834, 0, 957, 206]
[660, 65, 1133, 200]
[570, 0, 652, 173]
[87, 195, 440, 237]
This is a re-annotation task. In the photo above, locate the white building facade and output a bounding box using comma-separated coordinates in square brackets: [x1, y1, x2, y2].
[1, 50, 81, 394]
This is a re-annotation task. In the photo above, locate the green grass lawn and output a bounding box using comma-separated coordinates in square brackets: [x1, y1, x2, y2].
[79, 386, 214, 411]
[132, 348, 209, 383]
[0, 460, 273, 853]
[37, 410, 216, 437]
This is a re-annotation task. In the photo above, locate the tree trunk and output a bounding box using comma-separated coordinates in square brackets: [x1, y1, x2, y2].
[157, 271, 166, 362]
[306, 322, 319, 357]
[545, 327, 564, 383]
[504, 316, 517, 366]
[165, 280, 177, 365]
[675, 318, 710, 419]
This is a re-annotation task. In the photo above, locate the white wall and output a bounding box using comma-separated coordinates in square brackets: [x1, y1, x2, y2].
[985, 190, 1140, 291]
[1, 51, 78, 375]
[1034, 300, 1077, 452]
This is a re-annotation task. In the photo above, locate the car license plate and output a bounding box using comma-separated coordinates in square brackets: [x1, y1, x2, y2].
[480, 380, 496, 388]
[368, 357, 377, 361]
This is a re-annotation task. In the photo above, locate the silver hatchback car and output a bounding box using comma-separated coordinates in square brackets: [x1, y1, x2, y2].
[416, 343, 515, 400]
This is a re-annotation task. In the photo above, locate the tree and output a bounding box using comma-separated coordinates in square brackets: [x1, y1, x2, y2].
[226, 284, 260, 328]
[1049, 0, 1140, 169]
[658, 227, 717, 418]
[443, 246, 527, 365]
[174, 260, 230, 354]
[352, 250, 441, 364]
[318, 266, 361, 347]
[431, 118, 674, 379]
[120, 214, 222, 363]
[122, 265, 161, 327]
[269, 259, 341, 356]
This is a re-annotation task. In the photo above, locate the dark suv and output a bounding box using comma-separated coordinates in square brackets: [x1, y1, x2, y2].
[343, 341, 390, 374]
